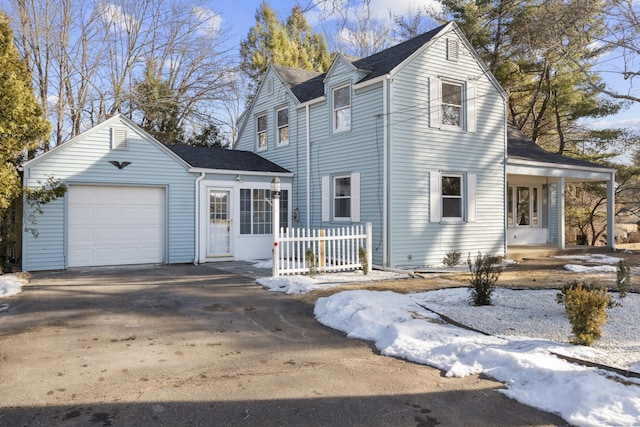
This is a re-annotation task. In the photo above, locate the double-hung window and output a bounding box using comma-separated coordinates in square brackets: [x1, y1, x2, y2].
[333, 175, 351, 219]
[441, 82, 462, 128]
[256, 113, 267, 150]
[441, 174, 463, 219]
[276, 106, 289, 145]
[430, 171, 476, 223]
[333, 84, 351, 132]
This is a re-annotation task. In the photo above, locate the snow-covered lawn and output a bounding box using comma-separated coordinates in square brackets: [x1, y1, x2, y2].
[259, 254, 640, 426]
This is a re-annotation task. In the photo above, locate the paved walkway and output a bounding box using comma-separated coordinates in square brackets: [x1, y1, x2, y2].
[0, 263, 566, 426]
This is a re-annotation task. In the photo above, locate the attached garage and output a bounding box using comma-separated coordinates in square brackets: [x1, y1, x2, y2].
[22, 114, 196, 271]
[67, 185, 165, 267]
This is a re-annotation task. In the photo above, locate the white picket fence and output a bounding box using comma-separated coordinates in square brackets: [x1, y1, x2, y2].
[273, 223, 372, 277]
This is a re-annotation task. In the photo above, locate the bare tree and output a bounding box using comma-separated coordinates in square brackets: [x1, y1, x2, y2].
[8, 0, 236, 145]
[322, 2, 394, 57]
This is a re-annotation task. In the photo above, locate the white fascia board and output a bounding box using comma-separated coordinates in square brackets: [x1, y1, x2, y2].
[507, 160, 615, 181]
[296, 96, 326, 109]
[188, 167, 294, 178]
[354, 74, 390, 90]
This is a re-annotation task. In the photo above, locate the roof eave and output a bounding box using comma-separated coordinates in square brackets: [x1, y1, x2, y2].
[188, 167, 294, 177]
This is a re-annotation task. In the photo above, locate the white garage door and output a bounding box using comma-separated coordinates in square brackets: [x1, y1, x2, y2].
[68, 185, 165, 267]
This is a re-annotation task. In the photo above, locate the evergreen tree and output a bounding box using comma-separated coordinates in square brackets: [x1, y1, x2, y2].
[187, 123, 227, 148]
[434, 0, 621, 154]
[0, 11, 64, 268]
[239, 2, 332, 100]
[133, 60, 185, 144]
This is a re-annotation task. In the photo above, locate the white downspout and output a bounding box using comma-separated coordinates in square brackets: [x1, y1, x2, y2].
[194, 172, 205, 264]
[383, 78, 388, 267]
[306, 104, 311, 228]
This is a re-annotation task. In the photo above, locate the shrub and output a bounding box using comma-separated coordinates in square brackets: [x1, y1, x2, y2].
[617, 259, 631, 298]
[358, 246, 369, 275]
[467, 252, 500, 306]
[557, 281, 619, 308]
[564, 283, 610, 346]
[443, 251, 461, 267]
[305, 249, 318, 277]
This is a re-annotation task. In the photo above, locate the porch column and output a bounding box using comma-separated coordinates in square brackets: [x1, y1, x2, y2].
[607, 172, 616, 249]
[557, 177, 565, 250]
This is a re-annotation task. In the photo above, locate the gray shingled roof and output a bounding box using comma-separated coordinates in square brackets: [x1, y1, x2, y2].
[274, 24, 447, 104]
[165, 144, 290, 173]
[507, 126, 608, 169]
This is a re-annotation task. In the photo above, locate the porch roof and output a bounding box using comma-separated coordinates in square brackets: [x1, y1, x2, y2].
[506, 126, 615, 181]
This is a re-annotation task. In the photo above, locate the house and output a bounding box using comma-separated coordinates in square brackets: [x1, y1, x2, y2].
[234, 21, 616, 268]
[21, 114, 292, 271]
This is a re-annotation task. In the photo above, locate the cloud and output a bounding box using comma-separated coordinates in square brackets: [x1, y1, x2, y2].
[307, 0, 441, 27]
[97, 2, 138, 33]
[193, 5, 223, 37]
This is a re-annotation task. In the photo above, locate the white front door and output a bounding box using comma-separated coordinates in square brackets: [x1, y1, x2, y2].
[207, 190, 231, 256]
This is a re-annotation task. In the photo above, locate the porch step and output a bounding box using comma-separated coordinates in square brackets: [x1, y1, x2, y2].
[507, 245, 610, 261]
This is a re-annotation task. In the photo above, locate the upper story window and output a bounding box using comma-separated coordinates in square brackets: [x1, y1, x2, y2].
[441, 82, 462, 128]
[276, 106, 289, 145]
[256, 113, 267, 150]
[333, 84, 351, 132]
[333, 175, 351, 219]
[441, 174, 463, 220]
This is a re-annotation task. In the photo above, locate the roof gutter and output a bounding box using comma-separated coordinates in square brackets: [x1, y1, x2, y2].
[187, 167, 294, 178]
[296, 96, 325, 110]
[354, 74, 391, 90]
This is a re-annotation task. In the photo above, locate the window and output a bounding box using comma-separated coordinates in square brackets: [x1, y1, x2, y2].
[441, 82, 462, 128]
[430, 172, 476, 223]
[256, 113, 267, 150]
[276, 107, 289, 145]
[240, 188, 288, 235]
[333, 85, 351, 132]
[509, 185, 540, 227]
[441, 175, 463, 219]
[333, 175, 351, 219]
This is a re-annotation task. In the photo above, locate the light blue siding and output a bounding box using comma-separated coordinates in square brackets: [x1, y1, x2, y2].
[387, 30, 506, 267]
[23, 116, 196, 271]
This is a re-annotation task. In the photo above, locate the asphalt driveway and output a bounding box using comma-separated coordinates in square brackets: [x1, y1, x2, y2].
[0, 263, 566, 426]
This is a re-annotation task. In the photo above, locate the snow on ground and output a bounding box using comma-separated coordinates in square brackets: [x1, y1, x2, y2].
[258, 269, 408, 294]
[0, 274, 26, 298]
[313, 289, 640, 426]
[258, 260, 640, 426]
[558, 254, 628, 273]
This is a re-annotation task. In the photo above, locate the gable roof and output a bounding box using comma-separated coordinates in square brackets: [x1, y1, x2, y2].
[507, 126, 611, 170]
[165, 144, 290, 174]
[22, 113, 191, 170]
[272, 24, 447, 104]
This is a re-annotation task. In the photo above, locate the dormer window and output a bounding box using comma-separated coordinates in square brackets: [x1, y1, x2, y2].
[332, 84, 351, 132]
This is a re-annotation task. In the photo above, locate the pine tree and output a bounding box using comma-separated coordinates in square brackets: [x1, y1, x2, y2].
[239, 2, 332, 100]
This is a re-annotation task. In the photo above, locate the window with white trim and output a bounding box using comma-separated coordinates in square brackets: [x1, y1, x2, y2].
[430, 172, 476, 223]
[430, 78, 475, 132]
[240, 188, 288, 235]
[276, 106, 289, 145]
[256, 113, 267, 150]
[321, 173, 360, 222]
[441, 82, 462, 128]
[332, 84, 351, 132]
[441, 174, 463, 219]
[333, 175, 351, 219]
